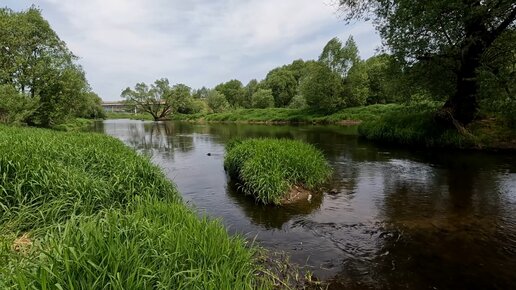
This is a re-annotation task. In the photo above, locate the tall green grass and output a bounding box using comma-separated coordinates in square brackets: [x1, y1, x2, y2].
[0, 125, 272, 289]
[224, 138, 332, 205]
[357, 103, 478, 148]
[174, 104, 404, 124]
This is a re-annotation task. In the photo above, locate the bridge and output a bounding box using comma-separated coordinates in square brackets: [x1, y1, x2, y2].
[101, 101, 136, 113]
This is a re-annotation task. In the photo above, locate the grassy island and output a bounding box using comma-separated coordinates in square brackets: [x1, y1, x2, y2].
[224, 138, 332, 205]
[0, 125, 272, 289]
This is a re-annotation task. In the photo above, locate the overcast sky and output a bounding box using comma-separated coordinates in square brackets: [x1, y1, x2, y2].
[4, 0, 381, 101]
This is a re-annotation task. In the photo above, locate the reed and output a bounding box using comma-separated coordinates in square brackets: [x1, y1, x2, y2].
[224, 138, 332, 205]
[0, 125, 272, 289]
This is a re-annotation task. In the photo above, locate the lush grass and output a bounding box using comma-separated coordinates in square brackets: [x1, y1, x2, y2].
[106, 112, 155, 121]
[51, 118, 95, 132]
[224, 138, 332, 205]
[0, 125, 272, 289]
[174, 104, 403, 124]
[358, 103, 516, 150]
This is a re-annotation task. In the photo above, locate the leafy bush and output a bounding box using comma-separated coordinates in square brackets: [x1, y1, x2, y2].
[301, 62, 345, 112]
[288, 95, 307, 109]
[224, 138, 332, 205]
[251, 89, 275, 109]
[207, 90, 231, 113]
[0, 85, 38, 124]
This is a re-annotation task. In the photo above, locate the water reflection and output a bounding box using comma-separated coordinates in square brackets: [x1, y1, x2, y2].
[94, 120, 516, 290]
[225, 179, 324, 229]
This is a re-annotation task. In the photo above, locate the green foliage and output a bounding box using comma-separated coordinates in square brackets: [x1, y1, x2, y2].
[170, 83, 195, 114]
[75, 91, 106, 119]
[175, 104, 403, 124]
[206, 89, 231, 113]
[224, 138, 332, 205]
[319, 36, 360, 77]
[0, 126, 271, 289]
[244, 79, 260, 108]
[338, 0, 516, 124]
[215, 80, 246, 108]
[264, 68, 297, 107]
[0, 7, 101, 126]
[288, 95, 307, 109]
[0, 84, 38, 124]
[358, 102, 478, 148]
[122, 79, 197, 119]
[251, 89, 275, 109]
[344, 61, 369, 106]
[51, 118, 94, 132]
[301, 62, 345, 112]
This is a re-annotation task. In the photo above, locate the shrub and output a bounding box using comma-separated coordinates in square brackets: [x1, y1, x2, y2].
[0, 85, 38, 124]
[301, 62, 345, 112]
[288, 95, 307, 109]
[224, 138, 332, 205]
[251, 89, 275, 109]
[207, 90, 230, 113]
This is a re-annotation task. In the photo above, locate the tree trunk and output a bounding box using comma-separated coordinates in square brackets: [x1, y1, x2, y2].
[442, 44, 482, 125]
[441, 10, 487, 126]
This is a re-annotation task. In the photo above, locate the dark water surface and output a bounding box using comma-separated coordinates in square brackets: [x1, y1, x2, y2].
[93, 120, 516, 290]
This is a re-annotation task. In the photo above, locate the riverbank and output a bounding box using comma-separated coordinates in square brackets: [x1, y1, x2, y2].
[106, 112, 155, 121]
[0, 125, 278, 289]
[171, 104, 402, 124]
[50, 118, 95, 131]
[106, 104, 516, 151]
[180, 104, 516, 151]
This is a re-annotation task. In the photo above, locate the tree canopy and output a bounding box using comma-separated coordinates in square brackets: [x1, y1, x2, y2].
[338, 0, 516, 124]
[0, 7, 103, 126]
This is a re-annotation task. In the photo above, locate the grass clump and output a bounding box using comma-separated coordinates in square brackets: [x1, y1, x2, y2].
[106, 112, 155, 120]
[224, 138, 332, 205]
[0, 125, 273, 289]
[51, 118, 95, 131]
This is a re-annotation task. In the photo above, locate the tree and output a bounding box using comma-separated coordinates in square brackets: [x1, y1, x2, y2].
[192, 86, 209, 99]
[215, 80, 246, 108]
[319, 36, 360, 77]
[244, 79, 260, 108]
[0, 7, 102, 126]
[169, 83, 194, 114]
[264, 68, 297, 107]
[122, 78, 174, 121]
[338, 0, 516, 125]
[344, 61, 369, 106]
[251, 89, 275, 109]
[206, 90, 230, 113]
[288, 95, 307, 109]
[301, 62, 345, 112]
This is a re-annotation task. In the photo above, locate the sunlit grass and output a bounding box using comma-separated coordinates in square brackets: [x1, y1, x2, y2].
[224, 138, 332, 205]
[0, 125, 272, 289]
[174, 104, 404, 124]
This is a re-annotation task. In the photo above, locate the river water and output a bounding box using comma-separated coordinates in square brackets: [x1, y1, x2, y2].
[93, 120, 516, 290]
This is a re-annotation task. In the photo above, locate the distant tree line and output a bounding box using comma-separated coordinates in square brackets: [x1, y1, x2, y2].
[125, 1, 515, 127]
[0, 7, 104, 126]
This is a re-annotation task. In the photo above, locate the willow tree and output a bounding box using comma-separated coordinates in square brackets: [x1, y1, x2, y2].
[121, 79, 175, 121]
[338, 0, 516, 125]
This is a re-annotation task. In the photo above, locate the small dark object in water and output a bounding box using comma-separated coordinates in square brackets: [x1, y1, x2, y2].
[207, 153, 211, 156]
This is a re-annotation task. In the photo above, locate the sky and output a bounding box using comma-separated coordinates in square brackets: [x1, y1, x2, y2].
[4, 0, 381, 101]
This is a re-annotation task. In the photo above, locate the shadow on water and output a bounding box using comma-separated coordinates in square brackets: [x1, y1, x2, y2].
[94, 120, 516, 290]
[225, 178, 324, 230]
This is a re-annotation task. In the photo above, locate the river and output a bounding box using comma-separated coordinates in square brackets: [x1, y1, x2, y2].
[92, 119, 516, 290]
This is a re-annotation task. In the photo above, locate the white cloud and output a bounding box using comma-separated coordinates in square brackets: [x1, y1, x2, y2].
[9, 0, 380, 100]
